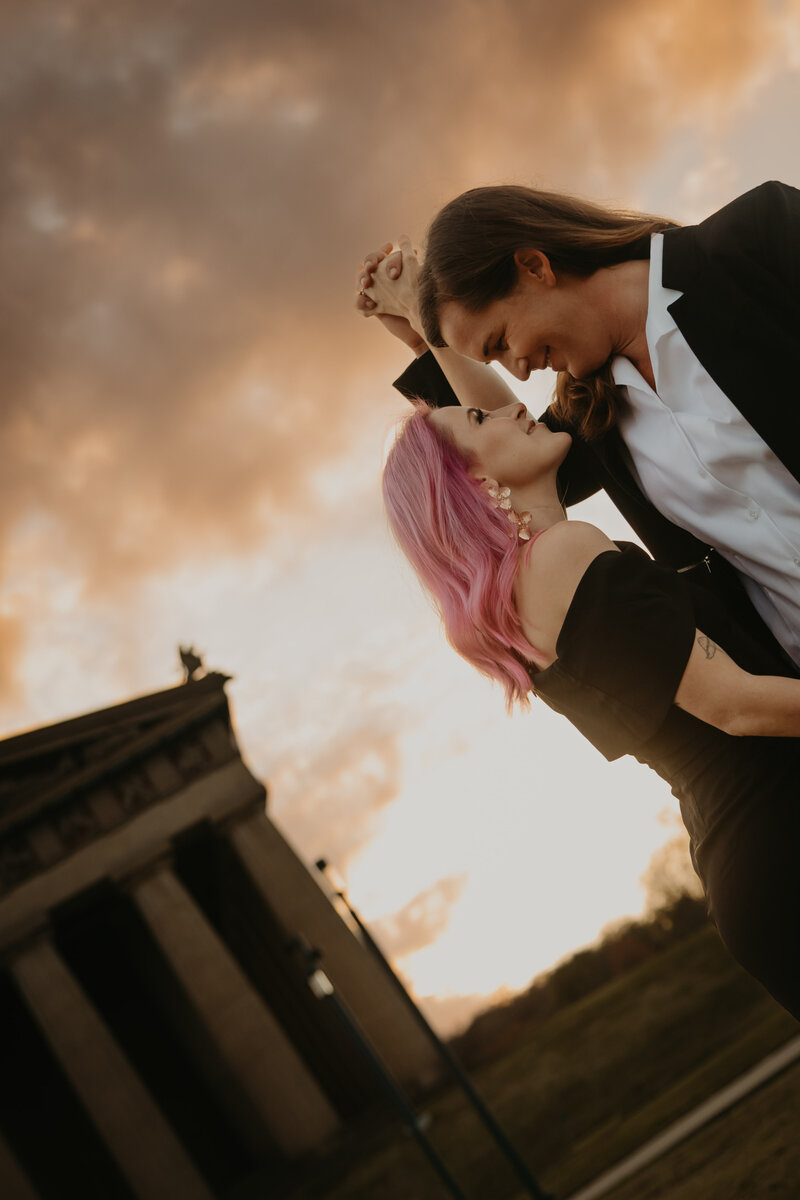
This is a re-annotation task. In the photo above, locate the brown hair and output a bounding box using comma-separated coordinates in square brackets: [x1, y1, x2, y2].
[419, 185, 679, 440]
[552, 361, 623, 440]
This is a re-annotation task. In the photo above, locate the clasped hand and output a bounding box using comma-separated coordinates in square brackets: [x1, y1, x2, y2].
[355, 235, 426, 355]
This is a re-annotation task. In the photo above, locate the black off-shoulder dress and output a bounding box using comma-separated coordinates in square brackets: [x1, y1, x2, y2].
[530, 542, 800, 1021]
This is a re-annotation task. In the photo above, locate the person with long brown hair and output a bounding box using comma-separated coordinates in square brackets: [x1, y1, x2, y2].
[357, 180, 800, 670]
[373, 239, 800, 1021]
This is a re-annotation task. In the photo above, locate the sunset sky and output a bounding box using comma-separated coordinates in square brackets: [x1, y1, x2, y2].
[2, 0, 800, 1033]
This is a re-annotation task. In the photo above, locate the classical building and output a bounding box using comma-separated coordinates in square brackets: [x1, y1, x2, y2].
[0, 673, 440, 1199]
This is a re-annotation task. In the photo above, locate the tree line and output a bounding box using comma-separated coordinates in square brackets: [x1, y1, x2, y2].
[448, 891, 708, 1070]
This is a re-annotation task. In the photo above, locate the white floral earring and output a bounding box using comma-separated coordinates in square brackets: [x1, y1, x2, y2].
[483, 478, 533, 541]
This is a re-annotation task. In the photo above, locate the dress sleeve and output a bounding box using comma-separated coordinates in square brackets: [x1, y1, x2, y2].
[534, 546, 696, 761]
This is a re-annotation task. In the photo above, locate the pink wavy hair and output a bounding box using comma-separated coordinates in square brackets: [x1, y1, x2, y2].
[382, 403, 545, 709]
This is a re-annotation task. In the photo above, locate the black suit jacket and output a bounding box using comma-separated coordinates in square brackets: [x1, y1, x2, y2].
[394, 181, 800, 656]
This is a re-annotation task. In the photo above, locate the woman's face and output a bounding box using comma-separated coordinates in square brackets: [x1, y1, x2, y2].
[438, 255, 615, 381]
[429, 402, 571, 491]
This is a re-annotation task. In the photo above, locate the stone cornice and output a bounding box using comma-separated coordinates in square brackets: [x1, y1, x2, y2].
[0, 673, 258, 901]
[0, 672, 231, 768]
[0, 689, 231, 836]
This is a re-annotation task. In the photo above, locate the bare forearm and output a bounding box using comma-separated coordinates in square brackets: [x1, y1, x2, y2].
[727, 675, 800, 737]
[361, 243, 520, 409]
[675, 630, 800, 737]
[428, 346, 520, 411]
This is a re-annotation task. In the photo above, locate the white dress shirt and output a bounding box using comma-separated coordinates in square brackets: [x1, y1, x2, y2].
[611, 233, 800, 667]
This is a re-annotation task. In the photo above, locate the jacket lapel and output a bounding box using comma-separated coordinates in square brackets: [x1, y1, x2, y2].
[662, 226, 800, 486]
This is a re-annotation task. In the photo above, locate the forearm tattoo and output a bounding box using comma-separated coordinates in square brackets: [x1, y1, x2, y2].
[697, 634, 717, 660]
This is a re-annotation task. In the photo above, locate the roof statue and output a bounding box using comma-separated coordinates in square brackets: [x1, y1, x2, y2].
[179, 644, 204, 682]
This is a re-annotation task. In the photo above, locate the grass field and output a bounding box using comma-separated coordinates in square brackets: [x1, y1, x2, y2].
[598, 1060, 800, 1200]
[287, 924, 799, 1199]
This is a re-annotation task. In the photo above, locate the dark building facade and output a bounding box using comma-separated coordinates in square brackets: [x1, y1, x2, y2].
[0, 674, 439, 1198]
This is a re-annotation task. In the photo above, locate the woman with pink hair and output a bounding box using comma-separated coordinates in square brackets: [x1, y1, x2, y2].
[376, 257, 800, 1023]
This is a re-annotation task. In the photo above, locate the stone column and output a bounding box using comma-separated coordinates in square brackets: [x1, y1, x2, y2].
[125, 856, 339, 1157]
[224, 806, 439, 1088]
[0, 1132, 38, 1200]
[9, 930, 212, 1200]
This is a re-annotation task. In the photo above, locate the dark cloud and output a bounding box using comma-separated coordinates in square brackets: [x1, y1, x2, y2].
[0, 0, 777, 695]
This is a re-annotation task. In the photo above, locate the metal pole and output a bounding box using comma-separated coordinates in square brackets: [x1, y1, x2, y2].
[316, 859, 555, 1200]
[290, 937, 468, 1200]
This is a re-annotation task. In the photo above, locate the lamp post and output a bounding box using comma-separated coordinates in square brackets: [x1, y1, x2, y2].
[316, 859, 555, 1200]
[290, 936, 468, 1200]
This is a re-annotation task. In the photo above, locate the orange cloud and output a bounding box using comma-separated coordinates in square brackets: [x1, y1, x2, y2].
[0, 0, 783, 704]
[0, 613, 23, 705]
[269, 722, 402, 868]
[371, 874, 468, 961]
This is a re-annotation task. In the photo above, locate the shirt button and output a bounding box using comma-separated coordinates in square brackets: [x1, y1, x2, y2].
[697, 468, 708, 478]
[794, 558, 800, 569]
[747, 506, 761, 520]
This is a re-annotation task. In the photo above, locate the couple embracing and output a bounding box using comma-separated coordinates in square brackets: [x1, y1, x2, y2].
[358, 180, 800, 1021]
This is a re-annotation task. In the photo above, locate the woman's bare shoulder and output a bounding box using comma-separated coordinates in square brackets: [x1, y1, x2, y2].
[526, 521, 619, 570]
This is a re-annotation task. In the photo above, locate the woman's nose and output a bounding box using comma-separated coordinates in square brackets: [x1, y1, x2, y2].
[493, 402, 525, 419]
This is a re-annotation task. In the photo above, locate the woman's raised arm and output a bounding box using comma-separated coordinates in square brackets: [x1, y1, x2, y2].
[357, 237, 520, 412]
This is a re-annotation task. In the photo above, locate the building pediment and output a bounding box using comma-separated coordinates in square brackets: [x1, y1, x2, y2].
[0, 673, 237, 897]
